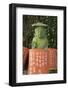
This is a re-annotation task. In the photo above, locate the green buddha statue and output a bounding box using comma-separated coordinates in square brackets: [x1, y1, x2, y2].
[32, 22, 48, 49]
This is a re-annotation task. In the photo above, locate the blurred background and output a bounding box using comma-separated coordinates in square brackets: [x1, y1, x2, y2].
[23, 15, 57, 49]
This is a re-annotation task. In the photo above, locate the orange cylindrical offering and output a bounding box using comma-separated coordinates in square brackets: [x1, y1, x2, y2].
[48, 48, 57, 73]
[23, 47, 29, 65]
[28, 49, 48, 74]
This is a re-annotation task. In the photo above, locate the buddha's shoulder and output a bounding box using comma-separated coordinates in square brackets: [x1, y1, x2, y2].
[32, 37, 38, 42]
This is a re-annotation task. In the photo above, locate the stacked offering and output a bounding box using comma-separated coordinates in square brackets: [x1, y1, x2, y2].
[28, 49, 48, 74]
[28, 48, 57, 74]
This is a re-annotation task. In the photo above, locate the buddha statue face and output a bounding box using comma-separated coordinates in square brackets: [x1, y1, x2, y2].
[34, 26, 47, 38]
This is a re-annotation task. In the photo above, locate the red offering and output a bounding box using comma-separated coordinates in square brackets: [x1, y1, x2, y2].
[23, 47, 29, 65]
[28, 49, 48, 74]
[48, 48, 57, 72]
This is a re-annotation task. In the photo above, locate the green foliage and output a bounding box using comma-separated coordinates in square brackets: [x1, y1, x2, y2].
[23, 15, 57, 48]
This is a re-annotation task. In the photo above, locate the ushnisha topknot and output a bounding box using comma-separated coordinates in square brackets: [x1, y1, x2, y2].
[32, 22, 47, 27]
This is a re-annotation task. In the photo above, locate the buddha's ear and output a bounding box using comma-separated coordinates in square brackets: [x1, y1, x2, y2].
[34, 32, 37, 37]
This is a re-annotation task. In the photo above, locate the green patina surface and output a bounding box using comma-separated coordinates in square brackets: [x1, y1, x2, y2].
[32, 23, 48, 49]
